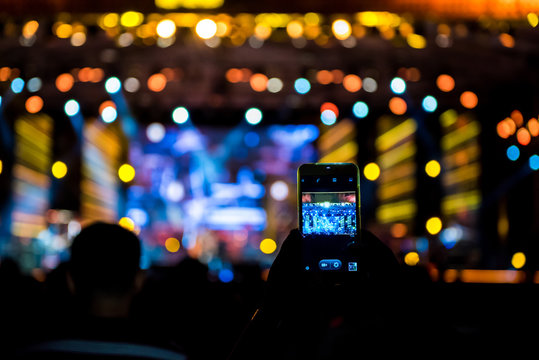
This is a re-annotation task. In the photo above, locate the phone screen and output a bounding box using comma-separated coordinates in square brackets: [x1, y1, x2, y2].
[298, 164, 360, 273]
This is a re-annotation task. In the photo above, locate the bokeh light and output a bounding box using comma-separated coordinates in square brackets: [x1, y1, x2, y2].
[320, 102, 339, 118]
[218, 269, 234, 283]
[404, 251, 420, 266]
[390, 223, 407, 238]
[343, 74, 362, 92]
[146, 123, 166, 143]
[530, 155, 539, 171]
[390, 77, 406, 94]
[11, 78, 25, 93]
[363, 162, 380, 181]
[195, 19, 217, 39]
[527, 118, 539, 137]
[436, 74, 455, 92]
[320, 110, 337, 126]
[172, 106, 189, 124]
[147, 73, 167, 92]
[52, 161, 68, 179]
[27, 77, 42, 92]
[105, 77, 122, 94]
[267, 77, 283, 93]
[353, 101, 369, 118]
[101, 106, 118, 123]
[118, 217, 136, 232]
[244, 131, 260, 147]
[64, 99, 80, 116]
[422, 95, 438, 112]
[286, 20, 304, 39]
[250, 73, 268, 92]
[425, 160, 441, 177]
[124, 77, 140, 93]
[245, 107, 263, 125]
[270, 180, 289, 201]
[56, 73, 74, 92]
[363, 77, 377, 93]
[516, 128, 531, 146]
[426, 217, 443, 235]
[294, 78, 311, 94]
[165, 237, 181, 253]
[25, 95, 43, 113]
[260, 238, 277, 254]
[156, 19, 176, 38]
[120, 11, 143, 27]
[118, 164, 136, 182]
[497, 120, 511, 139]
[332, 19, 352, 40]
[506, 145, 520, 161]
[511, 252, 526, 269]
[389, 97, 407, 115]
[460, 91, 478, 109]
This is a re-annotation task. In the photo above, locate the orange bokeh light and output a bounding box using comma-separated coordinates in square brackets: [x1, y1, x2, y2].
[527, 118, 539, 137]
[496, 120, 511, 139]
[316, 70, 333, 85]
[390, 223, 407, 238]
[389, 97, 407, 115]
[499, 33, 515, 48]
[436, 74, 455, 92]
[226, 68, 242, 83]
[331, 69, 344, 84]
[99, 100, 116, 114]
[343, 74, 362, 92]
[504, 117, 516, 135]
[510, 110, 523, 127]
[56, 73, 74, 92]
[460, 91, 478, 109]
[320, 102, 339, 117]
[250, 73, 268, 92]
[25, 95, 44, 113]
[517, 128, 531, 146]
[147, 73, 167, 92]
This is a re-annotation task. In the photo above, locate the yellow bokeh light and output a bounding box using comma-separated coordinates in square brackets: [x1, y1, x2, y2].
[101, 13, 119, 28]
[407, 34, 427, 49]
[404, 251, 420, 266]
[254, 23, 272, 40]
[528, 13, 539, 28]
[286, 20, 304, 39]
[118, 217, 135, 232]
[511, 252, 526, 269]
[52, 161, 68, 179]
[304, 12, 320, 25]
[195, 18, 217, 39]
[56, 23, 72, 38]
[165, 237, 181, 253]
[332, 19, 352, 40]
[120, 11, 144, 28]
[156, 19, 177, 38]
[118, 164, 136, 183]
[425, 160, 441, 178]
[23, 20, 39, 39]
[0, 159, 3, 175]
[426, 217, 442, 235]
[260, 238, 277, 254]
[364, 162, 381, 181]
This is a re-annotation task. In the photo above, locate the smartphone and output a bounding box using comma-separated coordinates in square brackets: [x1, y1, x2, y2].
[297, 163, 361, 273]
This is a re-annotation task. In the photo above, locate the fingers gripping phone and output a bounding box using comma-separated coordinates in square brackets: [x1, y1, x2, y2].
[298, 163, 361, 273]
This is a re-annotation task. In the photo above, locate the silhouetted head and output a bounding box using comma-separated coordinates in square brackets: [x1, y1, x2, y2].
[69, 222, 141, 299]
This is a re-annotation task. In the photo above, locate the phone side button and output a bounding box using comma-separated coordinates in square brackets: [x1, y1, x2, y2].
[319, 259, 342, 270]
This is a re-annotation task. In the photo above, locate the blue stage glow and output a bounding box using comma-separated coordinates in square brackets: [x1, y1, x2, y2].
[105, 77, 122, 94]
[294, 78, 311, 94]
[422, 95, 438, 112]
[506, 145, 520, 161]
[320, 110, 337, 126]
[11, 78, 25, 93]
[244, 131, 260, 147]
[64, 99, 80, 116]
[390, 77, 406, 94]
[218, 268, 234, 283]
[352, 101, 369, 118]
[530, 154, 539, 171]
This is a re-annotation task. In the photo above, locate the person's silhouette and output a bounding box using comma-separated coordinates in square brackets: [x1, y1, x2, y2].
[17, 221, 186, 360]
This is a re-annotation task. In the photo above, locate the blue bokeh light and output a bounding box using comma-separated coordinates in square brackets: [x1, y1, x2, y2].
[11, 78, 25, 94]
[530, 154, 539, 171]
[244, 131, 260, 147]
[105, 77, 122, 94]
[218, 268, 234, 283]
[101, 106, 117, 123]
[390, 77, 406, 94]
[506, 145, 520, 161]
[352, 101, 369, 118]
[64, 99, 80, 116]
[245, 107, 263, 125]
[422, 95, 438, 112]
[294, 78, 311, 94]
[172, 106, 189, 124]
[320, 110, 337, 126]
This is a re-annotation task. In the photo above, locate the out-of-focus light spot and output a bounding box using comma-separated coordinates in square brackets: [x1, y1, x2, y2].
[497, 120, 511, 139]
[517, 128, 531, 146]
[195, 19, 217, 39]
[353, 101, 369, 118]
[166, 181, 185, 202]
[11, 78, 25, 93]
[101, 13, 119, 28]
[52, 161, 68, 179]
[320, 102, 339, 118]
[156, 19, 176, 38]
[390, 223, 407, 238]
[147, 73, 167, 92]
[363, 162, 380, 181]
[294, 78, 311, 94]
[499, 33, 515, 48]
[25, 95, 43, 113]
[23, 20, 39, 38]
[244, 131, 260, 147]
[146, 122, 166, 143]
[270, 180, 289, 201]
[440, 226, 462, 249]
[260, 238, 277, 254]
[250, 73, 268, 92]
[254, 23, 272, 40]
[0, 160, 3, 175]
[120, 11, 144, 27]
[118, 163, 136, 182]
[422, 95, 438, 112]
[226, 68, 242, 83]
[172, 106, 189, 124]
[267, 77, 283, 93]
[460, 91, 478, 109]
[64, 99, 80, 116]
[218, 268, 234, 283]
[127, 208, 148, 227]
[71, 32, 86, 46]
[436, 74, 455, 92]
[416, 237, 429, 252]
[425, 160, 441, 178]
[528, 118, 539, 137]
[510, 110, 524, 127]
[528, 13, 539, 27]
[124, 77, 140, 93]
[426, 217, 442, 235]
[507, 145, 520, 161]
[56, 73, 74, 92]
[165, 237, 181, 253]
[286, 20, 304, 39]
[389, 97, 407, 115]
[511, 252, 526, 269]
[530, 155, 539, 171]
[407, 33, 427, 49]
[390, 77, 406, 94]
[320, 110, 337, 126]
[343, 74, 362, 92]
[101, 106, 117, 123]
[105, 77, 122, 94]
[245, 107, 263, 125]
[404, 251, 420, 266]
[332, 19, 352, 40]
[118, 217, 135, 231]
[55, 23, 72, 38]
[27, 77, 42, 92]
[363, 77, 377, 93]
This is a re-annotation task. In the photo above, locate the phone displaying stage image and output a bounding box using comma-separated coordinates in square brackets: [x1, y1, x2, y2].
[301, 192, 357, 236]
